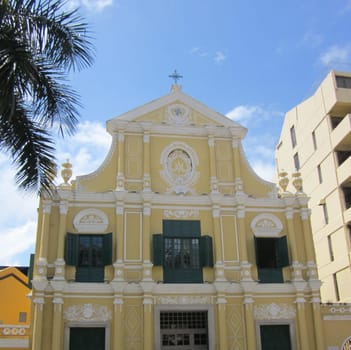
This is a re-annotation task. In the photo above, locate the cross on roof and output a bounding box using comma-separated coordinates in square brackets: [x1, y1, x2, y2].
[168, 70, 183, 85]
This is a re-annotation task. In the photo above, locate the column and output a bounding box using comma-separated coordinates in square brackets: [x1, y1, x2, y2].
[232, 138, 243, 193]
[213, 206, 224, 281]
[295, 297, 310, 349]
[285, 208, 302, 280]
[37, 201, 51, 279]
[116, 131, 125, 191]
[237, 207, 252, 280]
[208, 135, 219, 193]
[31, 296, 45, 350]
[54, 201, 68, 280]
[300, 208, 316, 261]
[244, 296, 256, 350]
[113, 297, 124, 349]
[143, 132, 151, 192]
[217, 296, 228, 350]
[311, 296, 325, 350]
[51, 295, 64, 350]
[113, 204, 125, 281]
[143, 297, 154, 350]
[142, 203, 152, 280]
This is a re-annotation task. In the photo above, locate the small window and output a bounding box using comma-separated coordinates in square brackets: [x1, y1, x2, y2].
[290, 126, 297, 148]
[342, 187, 351, 209]
[322, 203, 329, 225]
[317, 164, 323, 184]
[64, 233, 112, 282]
[333, 273, 340, 301]
[336, 75, 351, 89]
[19, 312, 27, 323]
[254, 236, 290, 283]
[312, 131, 317, 150]
[330, 115, 344, 129]
[293, 153, 300, 170]
[328, 235, 334, 261]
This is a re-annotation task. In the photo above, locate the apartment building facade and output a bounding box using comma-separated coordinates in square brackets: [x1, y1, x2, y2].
[276, 70, 351, 302]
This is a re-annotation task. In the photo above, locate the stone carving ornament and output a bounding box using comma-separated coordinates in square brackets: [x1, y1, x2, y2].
[64, 303, 112, 322]
[160, 142, 199, 194]
[166, 104, 191, 125]
[73, 208, 108, 233]
[251, 213, 283, 237]
[254, 303, 296, 320]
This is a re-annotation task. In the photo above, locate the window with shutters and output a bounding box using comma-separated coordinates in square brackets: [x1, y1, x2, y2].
[255, 236, 289, 283]
[152, 220, 213, 283]
[65, 233, 112, 282]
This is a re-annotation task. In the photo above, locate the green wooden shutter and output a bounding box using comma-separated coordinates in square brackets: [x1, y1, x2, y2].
[28, 254, 34, 288]
[276, 236, 289, 267]
[64, 233, 79, 266]
[152, 234, 164, 266]
[103, 233, 112, 266]
[163, 220, 201, 237]
[200, 235, 214, 267]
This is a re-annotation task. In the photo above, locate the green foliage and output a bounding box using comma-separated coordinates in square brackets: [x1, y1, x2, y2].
[0, 0, 94, 193]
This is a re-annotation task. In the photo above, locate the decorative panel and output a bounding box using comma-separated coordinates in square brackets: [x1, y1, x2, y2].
[125, 135, 142, 179]
[220, 215, 239, 262]
[226, 304, 246, 350]
[124, 212, 142, 262]
[124, 304, 143, 350]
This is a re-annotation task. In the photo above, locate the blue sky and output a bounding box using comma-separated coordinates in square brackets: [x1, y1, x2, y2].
[1, 0, 351, 265]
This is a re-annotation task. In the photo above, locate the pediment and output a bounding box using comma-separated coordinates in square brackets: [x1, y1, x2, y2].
[107, 86, 246, 137]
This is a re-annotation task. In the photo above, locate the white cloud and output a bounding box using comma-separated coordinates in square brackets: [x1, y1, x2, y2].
[68, 0, 114, 12]
[214, 51, 226, 64]
[0, 221, 37, 265]
[250, 159, 276, 182]
[226, 104, 283, 126]
[320, 44, 351, 66]
[0, 121, 111, 265]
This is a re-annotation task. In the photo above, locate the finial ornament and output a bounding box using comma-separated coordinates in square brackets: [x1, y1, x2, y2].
[278, 170, 289, 193]
[168, 69, 183, 85]
[60, 159, 72, 188]
[292, 171, 305, 195]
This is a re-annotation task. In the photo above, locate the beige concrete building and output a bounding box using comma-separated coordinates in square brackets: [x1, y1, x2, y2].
[29, 83, 351, 350]
[276, 70, 351, 302]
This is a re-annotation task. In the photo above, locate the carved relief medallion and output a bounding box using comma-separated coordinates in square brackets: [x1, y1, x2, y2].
[166, 104, 191, 125]
[160, 142, 199, 194]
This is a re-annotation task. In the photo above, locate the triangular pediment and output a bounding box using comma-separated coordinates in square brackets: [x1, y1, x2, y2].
[107, 86, 246, 137]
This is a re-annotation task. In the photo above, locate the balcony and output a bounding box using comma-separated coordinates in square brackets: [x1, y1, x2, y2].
[337, 155, 351, 185]
[331, 114, 351, 149]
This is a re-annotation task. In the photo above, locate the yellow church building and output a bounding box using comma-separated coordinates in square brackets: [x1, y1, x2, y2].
[30, 84, 351, 350]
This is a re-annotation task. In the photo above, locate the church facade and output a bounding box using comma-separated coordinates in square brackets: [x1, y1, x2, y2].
[30, 85, 351, 350]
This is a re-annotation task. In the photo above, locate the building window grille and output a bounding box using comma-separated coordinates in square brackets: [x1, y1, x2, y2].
[152, 220, 213, 283]
[19, 312, 27, 323]
[335, 75, 351, 89]
[64, 233, 112, 282]
[328, 235, 334, 262]
[333, 273, 340, 301]
[293, 153, 300, 170]
[290, 126, 297, 148]
[322, 203, 329, 225]
[317, 164, 323, 184]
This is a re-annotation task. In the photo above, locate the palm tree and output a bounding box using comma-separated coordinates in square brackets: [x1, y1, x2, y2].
[0, 0, 94, 193]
